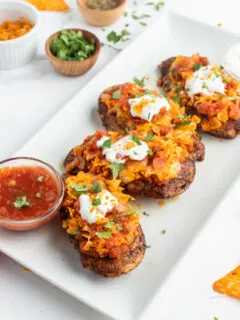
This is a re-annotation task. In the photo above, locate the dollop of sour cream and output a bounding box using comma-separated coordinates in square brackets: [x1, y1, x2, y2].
[185, 65, 225, 97]
[129, 95, 170, 121]
[97, 135, 149, 164]
[79, 190, 118, 224]
[224, 43, 240, 80]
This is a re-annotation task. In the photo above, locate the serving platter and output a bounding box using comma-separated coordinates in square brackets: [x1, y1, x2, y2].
[0, 11, 239, 320]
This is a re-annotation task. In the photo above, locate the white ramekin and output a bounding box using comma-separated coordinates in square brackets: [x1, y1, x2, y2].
[0, 1, 40, 70]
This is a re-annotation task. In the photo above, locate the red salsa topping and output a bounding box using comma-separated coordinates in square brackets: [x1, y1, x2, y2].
[0, 166, 59, 221]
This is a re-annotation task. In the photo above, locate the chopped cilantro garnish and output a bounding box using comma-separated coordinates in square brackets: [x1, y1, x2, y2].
[142, 211, 149, 216]
[147, 113, 151, 119]
[146, 1, 164, 11]
[161, 229, 166, 234]
[132, 13, 151, 20]
[37, 175, 44, 182]
[96, 231, 112, 239]
[133, 90, 156, 98]
[224, 77, 230, 84]
[147, 149, 154, 156]
[133, 151, 138, 156]
[14, 196, 30, 208]
[133, 76, 145, 87]
[175, 120, 191, 128]
[72, 230, 80, 235]
[117, 225, 123, 231]
[220, 65, 224, 70]
[213, 318, 219, 320]
[100, 138, 112, 149]
[169, 68, 176, 74]
[71, 184, 90, 194]
[131, 134, 142, 145]
[193, 63, 202, 71]
[146, 245, 151, 248]
[146, 132, 153, 141]
[125, 127, 129, 133]
[107, 30, 130, 44]
[214, 72, 220, 78]
[92, 182, 102, 193]
[110, 163, 124, 179]
[123, 12, 128, 17]
[202, 82, 208, 89]
[125, 209, 136, 216]
[140, 22, 147, 27]
[92, 198, 101, 206]
[171, 96, 181, 105]
[175, 86, 183, 93]
[104, 221, 115, 229]
[112, 89, 121, 99]
[36, 192, 41, 198]
[125, 23, 129, 27]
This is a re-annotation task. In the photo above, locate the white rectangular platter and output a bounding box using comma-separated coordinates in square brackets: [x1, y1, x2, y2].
[0, 12, 239, 320]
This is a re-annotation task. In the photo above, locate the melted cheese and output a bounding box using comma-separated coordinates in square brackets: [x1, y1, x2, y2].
[129, 95, 170, 121]
[79, 190, 118, 224]
[185, 65, 225, 97]
[97, 135, 149, 164]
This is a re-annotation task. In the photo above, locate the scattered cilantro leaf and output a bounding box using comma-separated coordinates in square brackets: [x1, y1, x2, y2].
[96, 231, 112, 239]
[132, 13, 151, 20]
[142, 211, 149, 216]
[202, 82, 208, 89]
[125, 127, 129, 133]
[117, 225, 123, 231]
[146, 132, 153, 141]
[131, 134, 142, 145]
[100, 138, 112, 149]
[161, 229, 166, 234]
[107, 30, 130, 43]
[133, 76, 145, 87]
[37, 175, 44, 182]
[125, 209, 136, 216]
[224, 77, 230, 84]
[146, 245, 151, 248]
[175, 86, 183, 93]
[92, 198, 101, 206]
[147, 149, 154, 156]
[140, 22, 147, 27]
[171, 96, 181, 105]
[112, 89, 121, 99]
[175, 120, 191, 128]
[193, 63, 202, 71]
[110, 163, 124, 179]
[123, 12, 128, 17]
[72, 230, 80, 235]
[104, 221, 115, 228]
[14, 196, 30, 208]
[71, 184, 90, 194]
[92, 182, 102, 193]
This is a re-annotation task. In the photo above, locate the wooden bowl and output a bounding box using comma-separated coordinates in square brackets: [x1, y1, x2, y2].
[77, 0, 127, 27]
[45, 29, 101, 76]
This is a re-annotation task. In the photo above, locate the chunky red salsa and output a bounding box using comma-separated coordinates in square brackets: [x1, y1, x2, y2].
[0, 166, 59, 221]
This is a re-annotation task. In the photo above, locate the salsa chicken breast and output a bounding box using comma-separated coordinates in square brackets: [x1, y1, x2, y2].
[63, 129, 196, 199]
[98, 82, 205, 161]
[158, 54, 240, 138]
[61, 171, 146, 278]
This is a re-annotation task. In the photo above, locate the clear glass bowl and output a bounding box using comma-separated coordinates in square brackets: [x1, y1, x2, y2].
[0, 157, 64, 231]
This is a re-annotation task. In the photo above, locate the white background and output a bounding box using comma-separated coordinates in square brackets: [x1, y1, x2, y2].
[1, 0, 240, 319]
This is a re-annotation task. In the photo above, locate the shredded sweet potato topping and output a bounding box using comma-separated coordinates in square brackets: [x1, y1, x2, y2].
[0, 18, 34, 41]
[62, 172, 139, 258]
[213, 265, 240, 299]
[25, 0, 69, 11]
[73, 127, 195, 185]
[162, 54, 240, 131]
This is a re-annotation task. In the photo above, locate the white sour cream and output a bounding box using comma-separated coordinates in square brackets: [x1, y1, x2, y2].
[224, 43, 240, 80]
[97, 135, 149, 164]
[185, 65, 225, 97]
[79, 190, 118, 224]
[129, 95, 170, 121]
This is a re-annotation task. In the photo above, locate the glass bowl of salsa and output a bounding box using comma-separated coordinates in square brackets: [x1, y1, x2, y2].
[0, 157, 64, 231]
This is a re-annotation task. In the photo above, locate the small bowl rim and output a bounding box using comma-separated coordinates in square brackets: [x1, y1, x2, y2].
[0, 156, 64, 225]
[0, 1, 40, 45]
[45, 28, 101, 66]
[77, 0, 127, 12]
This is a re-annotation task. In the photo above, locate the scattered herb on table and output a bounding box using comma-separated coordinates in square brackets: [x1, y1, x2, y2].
[142, 211, 149, 216]
[50, 30, 95, 61]
[146, 245, 151, 248]
[140, 22, 147, 27]
[161, 229, 166, 234]
[14, 196, 30, 208]
[107, 29, 130, 43]
[146, 1, 164, 11]
[132, 13, 151, 20]
[123, 12, 128, 17]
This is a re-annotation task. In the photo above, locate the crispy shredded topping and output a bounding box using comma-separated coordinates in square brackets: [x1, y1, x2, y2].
[0, 18, 34, 41]
[161, 54, 240, 131]
[61, 172, 139, 258]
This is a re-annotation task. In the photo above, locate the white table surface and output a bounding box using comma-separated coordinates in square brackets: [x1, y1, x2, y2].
[1, 0, 240, 319]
